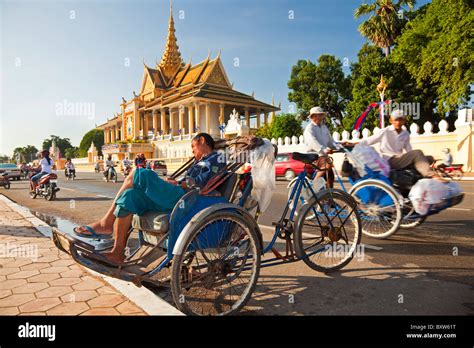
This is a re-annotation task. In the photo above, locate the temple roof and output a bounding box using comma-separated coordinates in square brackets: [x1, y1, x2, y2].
[134, 0, 280, 114]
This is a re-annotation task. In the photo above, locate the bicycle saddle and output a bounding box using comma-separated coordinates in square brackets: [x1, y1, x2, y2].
[292, 152, 319, 164]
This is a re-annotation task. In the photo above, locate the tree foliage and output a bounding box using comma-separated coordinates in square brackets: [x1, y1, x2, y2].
[288, 55, 351, 129]
[42, 136, 73, 158]
[392, 0, 473, 113]
[344, 43, 437, 130]
[79, 129, 104, 157]
[354, 0, 416, 56]
[255, 113, 303, 139]
[12, 145, 39, 163]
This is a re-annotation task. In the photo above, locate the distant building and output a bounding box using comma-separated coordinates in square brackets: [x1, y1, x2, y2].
[98, 1, 279, 166]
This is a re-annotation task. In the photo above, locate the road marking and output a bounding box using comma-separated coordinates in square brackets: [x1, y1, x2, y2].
[362, 244, 383, 251]
[97, 194, 114, 199]
[447, 207, 472, 211]
[60, 187, 75, 192]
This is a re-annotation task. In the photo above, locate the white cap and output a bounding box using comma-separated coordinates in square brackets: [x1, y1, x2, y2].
[308, 106, 327, 118]
[390, 109, 406, 120]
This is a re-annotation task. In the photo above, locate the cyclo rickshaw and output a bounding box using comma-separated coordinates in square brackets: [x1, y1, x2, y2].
[288, 144, 465, 239]
[53, 136, 362, 315]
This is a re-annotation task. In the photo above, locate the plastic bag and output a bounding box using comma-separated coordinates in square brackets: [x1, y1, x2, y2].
[250, 139, 276, 213]
[350, 144, 390, 177]
[409, 179, 462, 215]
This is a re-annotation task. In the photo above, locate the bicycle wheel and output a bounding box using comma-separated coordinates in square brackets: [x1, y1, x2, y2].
[294, 189, 362, 273]
[400, 199, 427, 229]
[349, 180, 402, 239]
[171, 211, 261, 316]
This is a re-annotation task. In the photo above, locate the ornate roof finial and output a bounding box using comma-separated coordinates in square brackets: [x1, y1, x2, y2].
[158, 0, 184, 82]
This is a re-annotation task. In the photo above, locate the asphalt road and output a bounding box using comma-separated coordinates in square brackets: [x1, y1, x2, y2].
[1, 171, 473, 315]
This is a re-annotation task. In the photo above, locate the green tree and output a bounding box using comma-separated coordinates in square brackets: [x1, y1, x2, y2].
[345, 43, 437, 130]
[288, 55, 351, 129]
[12, 145, 39, 163]
[64, 147, 80, 159]
[79, 129, 104, 157]
[354, 0, 415, 57]
[0, 155, 11, 163]
[255, 122, 273, 139]
[256, 113, 303, 139]
[392, 0, 473, 113]
[42, 136, 73, 158]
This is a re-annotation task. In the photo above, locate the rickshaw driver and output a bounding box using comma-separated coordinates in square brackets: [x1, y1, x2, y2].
[73, 133, 226, 264]
[345, 109, 445, 181]
[303, 106, 351, 188]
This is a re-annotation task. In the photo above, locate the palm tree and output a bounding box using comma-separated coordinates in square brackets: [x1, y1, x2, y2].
[355, 0, 415, 57]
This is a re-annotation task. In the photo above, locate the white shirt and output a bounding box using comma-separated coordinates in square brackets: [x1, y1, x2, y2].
[66, 162, 75, 170]
[303, 121, 337, 154]
[359, 125, 412, 160]
[40, 158, 53, 174]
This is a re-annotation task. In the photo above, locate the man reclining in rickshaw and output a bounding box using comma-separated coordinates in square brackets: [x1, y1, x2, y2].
[72, 133, 226, 264]
[345, 109, 446, 182]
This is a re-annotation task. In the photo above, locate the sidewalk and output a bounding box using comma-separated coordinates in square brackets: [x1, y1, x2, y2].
[0, 198, 147, 315]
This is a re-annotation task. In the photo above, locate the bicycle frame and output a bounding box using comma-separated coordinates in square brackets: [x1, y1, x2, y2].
[257, 164, 340, 269]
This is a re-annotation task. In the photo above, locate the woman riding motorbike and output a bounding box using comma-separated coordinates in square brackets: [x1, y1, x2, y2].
[30, 150, 53, 192]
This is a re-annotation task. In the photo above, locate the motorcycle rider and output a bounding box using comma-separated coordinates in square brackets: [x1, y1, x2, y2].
[30, 150, 53, 192]
[65, 158, 76, 178]
[103, 155, 116, 180]
[348, 109, 446, 181]
[134, 153, 146, 169]
[122, 157, 132, 175]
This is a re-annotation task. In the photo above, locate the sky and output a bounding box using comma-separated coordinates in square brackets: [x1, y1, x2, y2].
[0, 0, 432, 156]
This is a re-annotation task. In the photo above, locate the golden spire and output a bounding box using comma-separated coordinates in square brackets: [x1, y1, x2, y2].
[158, 0, 184, 82]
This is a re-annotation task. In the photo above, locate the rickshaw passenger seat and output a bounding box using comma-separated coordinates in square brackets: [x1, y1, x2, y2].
[132, 212, 169, 234]
[216, 173, 239, 202]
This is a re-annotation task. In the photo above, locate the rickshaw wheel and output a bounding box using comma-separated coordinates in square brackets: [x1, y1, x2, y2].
[4, 182, 10, 189]
[171, 211, 261, 316]
[349, 180, 402, 239]
[400, 201, 427, 229]
[294, 189, 362, 273]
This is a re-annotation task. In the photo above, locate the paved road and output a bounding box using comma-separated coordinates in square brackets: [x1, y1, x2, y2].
[1, 172, 473, 315]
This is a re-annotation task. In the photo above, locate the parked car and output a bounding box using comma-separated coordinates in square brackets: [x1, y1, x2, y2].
[151, 160, 167, 176]
[275, 153, 316, 181]
[0, 163, 22, 181]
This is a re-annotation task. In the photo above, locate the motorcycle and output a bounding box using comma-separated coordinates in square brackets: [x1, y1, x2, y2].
[432, 160, 464, 181]
[104, 166, 118, 183]
[20, 167, 29, 180]
[65, 168, 76, 180]
[94, 163, 101, 173]
[122, 164, 132, 177]
[29, 172, 60, 201]
[0, 173, 10, 189]
[64, 168, 76, 180]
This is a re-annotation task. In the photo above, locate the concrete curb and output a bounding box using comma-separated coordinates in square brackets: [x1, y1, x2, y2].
[0, 194, 184, 316]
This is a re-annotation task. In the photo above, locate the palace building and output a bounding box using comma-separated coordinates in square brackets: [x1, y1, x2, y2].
[98, 1, 279, 168]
